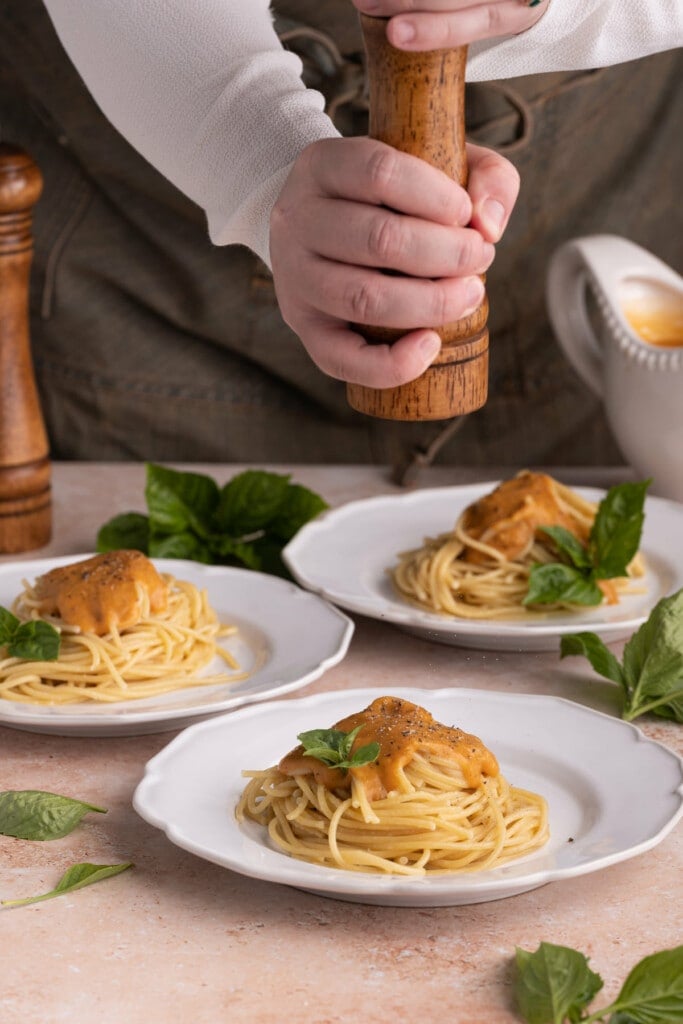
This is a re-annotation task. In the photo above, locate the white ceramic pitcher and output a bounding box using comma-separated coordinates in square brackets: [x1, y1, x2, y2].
[547, 235, 683, 501]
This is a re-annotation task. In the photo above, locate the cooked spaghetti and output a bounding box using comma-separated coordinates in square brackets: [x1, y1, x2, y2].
[0, 550, 247, 704]
[392, 471, 645, 619]
[236, 696, 549, 876]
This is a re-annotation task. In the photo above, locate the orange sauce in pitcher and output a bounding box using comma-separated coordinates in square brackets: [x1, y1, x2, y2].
[622, 302, 683, 348]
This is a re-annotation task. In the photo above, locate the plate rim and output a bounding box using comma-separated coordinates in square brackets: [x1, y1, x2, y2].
[133, 686, 683, 905]
[282, 482, 682, 643]
[0, 554, 354, 732]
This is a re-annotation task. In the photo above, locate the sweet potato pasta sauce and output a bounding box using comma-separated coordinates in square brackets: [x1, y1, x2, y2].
[32, 550, 169, 635]
[462, 471, 589, 564]
[279, 696, 499, 801]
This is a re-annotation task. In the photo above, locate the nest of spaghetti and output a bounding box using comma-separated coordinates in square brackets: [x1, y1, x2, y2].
[236, 696, 549, 876]
[0, 550, 247, 704]
[392, 471, 645, 619]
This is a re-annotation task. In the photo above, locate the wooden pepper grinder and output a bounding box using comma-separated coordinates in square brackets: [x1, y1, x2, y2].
[347, 15, 488, 421]
[0, 143, 52, 553]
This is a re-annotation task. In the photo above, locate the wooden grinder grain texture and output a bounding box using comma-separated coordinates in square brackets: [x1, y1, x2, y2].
[346, 15, 488, 421]
[0, 143, 52, 553]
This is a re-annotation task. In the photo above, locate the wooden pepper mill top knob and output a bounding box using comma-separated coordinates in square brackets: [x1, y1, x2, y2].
[346, 15, 489, 421]
[0, 143, 52, 554]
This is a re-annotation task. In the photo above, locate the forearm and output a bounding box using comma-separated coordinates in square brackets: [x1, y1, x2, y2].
[42, 0, 338, 263]
[467, 0, 683, 80]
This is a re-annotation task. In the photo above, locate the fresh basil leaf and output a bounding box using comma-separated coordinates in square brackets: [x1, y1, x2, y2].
[339, 724, 364, 762]
[268, 483, 328, 542]
[215, 470, 291, 536]
[145, 463, 219, 538]
[244, 536, 290, 578]
[525, 565, 604, 607]
[0, 606, 20, 645]
[298, 726, 379, 770]
[540, 526, 592, 570]
[560, 633, 626, 688]
[148, 530, 212, 564]
[0, 790, 106, 841]
[211, 536, 264, 571]
[515, 943, 603, 1024]
[96, 512, 150, 554]
[347, 742, 380, 768]
[8, 620, 61, 661]
[621, 589, 683, 722]
[589, 480, 650, 580]
[2, 862, 132, 908]
[605, 946, 683, 1022]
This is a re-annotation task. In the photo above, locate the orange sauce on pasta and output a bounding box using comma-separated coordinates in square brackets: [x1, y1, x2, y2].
[33, 550, 169, 635]
[279, 696, 499, 801]
[461, 471, 588, 563]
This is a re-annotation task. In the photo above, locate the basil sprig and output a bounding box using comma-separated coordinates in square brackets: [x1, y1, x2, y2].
[0, 607, 60, 661]
[515, 941, 683, 1023]
[297, 725, 380, 772]
[97, 463, 327, 579]
[560, 588, 683, 722]
[2, 862, 132, 908]
[0, 790, 106, 841]
[524, 480, 650, 607]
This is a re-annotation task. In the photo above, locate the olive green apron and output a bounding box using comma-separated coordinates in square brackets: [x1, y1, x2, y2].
[1, 0, 681, 478]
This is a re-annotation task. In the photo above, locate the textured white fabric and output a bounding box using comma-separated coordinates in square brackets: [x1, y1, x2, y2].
[43, 0, 682, 265]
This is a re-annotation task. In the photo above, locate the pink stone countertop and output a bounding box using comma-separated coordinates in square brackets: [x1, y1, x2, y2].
[2, 464, 681, 1024]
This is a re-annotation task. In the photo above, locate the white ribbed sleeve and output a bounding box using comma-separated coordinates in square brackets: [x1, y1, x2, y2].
[43, 0, 682, 265]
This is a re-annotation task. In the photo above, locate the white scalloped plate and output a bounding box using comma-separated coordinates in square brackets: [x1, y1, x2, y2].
[133, 687, 683, 907]
[0, 556, 353, 736]
[282, 484, 683, 651]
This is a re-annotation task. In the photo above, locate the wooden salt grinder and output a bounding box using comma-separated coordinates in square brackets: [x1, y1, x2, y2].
[0, 143, 52, 553]
[346, 15, 488, 421]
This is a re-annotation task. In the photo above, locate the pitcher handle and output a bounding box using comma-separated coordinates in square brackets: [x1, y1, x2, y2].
[546, 234, 682, 398]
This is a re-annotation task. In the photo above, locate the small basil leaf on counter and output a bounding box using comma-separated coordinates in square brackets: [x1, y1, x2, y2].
[1, 862, 132, 908]
[96, 511, 150, 554]
[560, 633, 626, 688]
[148, 530, 212, 564]
[539, 526, 592, 570]
[268, 483, 328, 542]
[0, 790, 106, 841]
[561, 589, 683, 722]
[525, 565, 603, 607]
[145, 463, 219, 538]
[602, 946, 683, 1023]
[215, 469, 291, 535]
[588, 479, 650, 580]
[515, 942, 603, 1024]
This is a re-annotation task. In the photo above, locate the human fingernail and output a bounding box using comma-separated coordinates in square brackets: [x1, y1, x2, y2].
[481, 199, 506, 241]
[464, 278, 485, 312]
[392, 20, 416, 44]
[419, 332, 441, 362]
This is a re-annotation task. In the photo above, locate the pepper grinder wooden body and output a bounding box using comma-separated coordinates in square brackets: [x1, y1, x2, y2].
[347, 15, 488, 421]
[0, 143, 51, 553]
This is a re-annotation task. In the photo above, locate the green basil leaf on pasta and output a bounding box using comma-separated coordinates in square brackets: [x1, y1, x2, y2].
[298, 726, 379, 770]
[525, 565, 603, 606]
[347, 743, 380, 768]
[0, 790, 106, 841]
[96, 512, 150, 555]
[589, 480, 650, 580]
[514, 942, 603, 1024]
[0, 606, 20, 645]
[8, 620, 61, 661]
[539, 526, 592, 570]
[2, 862, 132, 908]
